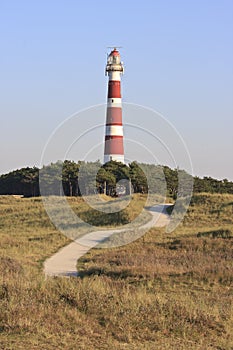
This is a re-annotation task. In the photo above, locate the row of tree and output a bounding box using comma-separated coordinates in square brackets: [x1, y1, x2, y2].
[0, 160, 232, 197]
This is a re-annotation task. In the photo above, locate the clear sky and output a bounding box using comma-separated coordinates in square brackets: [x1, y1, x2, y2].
[0, 0, 233, 180]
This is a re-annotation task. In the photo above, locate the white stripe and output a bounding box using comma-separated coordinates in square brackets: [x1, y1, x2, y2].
[104, 154, 125, 164]
[105, 125, 123, 136]
[107, 98, 122, 107]
[108, 71, 122, 81]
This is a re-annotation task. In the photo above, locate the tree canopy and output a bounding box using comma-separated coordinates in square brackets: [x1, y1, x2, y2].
[0, 160, 232, 197]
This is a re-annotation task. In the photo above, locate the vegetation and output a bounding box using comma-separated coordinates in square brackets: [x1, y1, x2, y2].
[0, 193, 233, 349]
[0, 160, 233, 198]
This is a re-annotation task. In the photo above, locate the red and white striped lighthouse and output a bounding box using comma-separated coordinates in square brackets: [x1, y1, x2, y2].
[104, 48, 124, 164]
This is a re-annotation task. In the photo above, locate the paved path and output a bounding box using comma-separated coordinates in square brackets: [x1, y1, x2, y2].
[44, 204, 172, 277]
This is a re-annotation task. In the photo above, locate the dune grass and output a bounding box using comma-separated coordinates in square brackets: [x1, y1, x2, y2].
[70, 193, 150, 227]
[0, 193, 233, 349]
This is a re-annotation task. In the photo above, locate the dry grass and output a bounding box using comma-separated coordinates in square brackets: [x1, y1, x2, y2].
[71, 193, 149, 227]
[0, 193, 233, 349]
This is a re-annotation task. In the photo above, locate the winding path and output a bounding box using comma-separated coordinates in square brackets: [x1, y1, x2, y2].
[44, 204, 171, 277]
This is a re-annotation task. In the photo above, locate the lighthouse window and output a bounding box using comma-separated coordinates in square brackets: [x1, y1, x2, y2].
[112, 99, 114, 103]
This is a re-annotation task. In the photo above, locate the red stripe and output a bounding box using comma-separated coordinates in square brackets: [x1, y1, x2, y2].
[108, 81, 121, 98]
[106, 107, 122, 125]
[104, 136, 124, 155]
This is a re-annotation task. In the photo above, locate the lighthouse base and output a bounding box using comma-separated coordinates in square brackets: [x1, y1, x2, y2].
[104, 154, 125, 164]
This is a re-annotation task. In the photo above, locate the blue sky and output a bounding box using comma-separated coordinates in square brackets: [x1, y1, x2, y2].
[0, 0, 233, 180]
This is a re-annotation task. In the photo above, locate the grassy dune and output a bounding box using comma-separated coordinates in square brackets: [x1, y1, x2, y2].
[0, 193, 233, 349]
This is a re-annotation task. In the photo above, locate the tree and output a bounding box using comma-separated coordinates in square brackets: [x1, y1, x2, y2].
[62, 160, 79, 196]
[129, 161, 147, 193]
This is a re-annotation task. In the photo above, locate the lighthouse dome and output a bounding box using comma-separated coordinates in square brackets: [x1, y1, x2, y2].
[108, 49, 121, 64]
[111, 48, 120, 56]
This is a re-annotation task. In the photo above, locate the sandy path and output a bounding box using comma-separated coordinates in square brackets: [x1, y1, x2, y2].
[44, 204, 171, 277]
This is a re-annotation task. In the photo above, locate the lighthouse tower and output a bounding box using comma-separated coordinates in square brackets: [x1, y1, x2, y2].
[104, 48, 124, 164]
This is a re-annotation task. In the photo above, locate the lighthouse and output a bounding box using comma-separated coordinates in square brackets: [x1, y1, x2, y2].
[104, 48, 124, 164]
